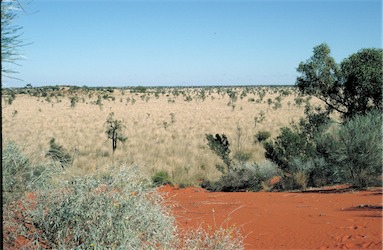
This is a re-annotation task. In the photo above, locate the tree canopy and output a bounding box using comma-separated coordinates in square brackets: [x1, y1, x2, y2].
[296, 43, 382, 119]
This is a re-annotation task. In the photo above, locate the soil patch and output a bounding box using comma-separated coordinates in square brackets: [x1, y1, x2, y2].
[159, 185, 383, 249]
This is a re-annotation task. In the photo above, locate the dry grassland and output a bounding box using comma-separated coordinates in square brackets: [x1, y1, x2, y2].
[2, 87, 321, 184]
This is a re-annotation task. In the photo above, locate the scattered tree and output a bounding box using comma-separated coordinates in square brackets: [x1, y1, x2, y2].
[105, 112, 127, 153]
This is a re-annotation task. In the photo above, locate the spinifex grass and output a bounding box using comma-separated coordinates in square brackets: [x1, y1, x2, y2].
[2, 86, 320, 184]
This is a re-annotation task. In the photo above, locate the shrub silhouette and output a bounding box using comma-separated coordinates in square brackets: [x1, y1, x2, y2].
[46, 138, 72, 168]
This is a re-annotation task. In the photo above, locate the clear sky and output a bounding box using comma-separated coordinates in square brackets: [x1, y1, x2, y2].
[3, 0, 382, 87]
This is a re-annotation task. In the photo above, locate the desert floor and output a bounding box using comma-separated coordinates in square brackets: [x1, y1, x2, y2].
[159, 185, 383, 249]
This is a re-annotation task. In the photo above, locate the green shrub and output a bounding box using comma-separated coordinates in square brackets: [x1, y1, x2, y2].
[152, 170, 173, 186]
[206, 133, 232, 173]
[201, 163, 261, 192]
[2, 142, 61, 204]
[46, 138, 73, 168]
[18, 165, 178, 249]
[330, 110, 382, 188]
[254, 130, 271, 143]
[257, 160, 281, 182]
[264, 127, 315, 174]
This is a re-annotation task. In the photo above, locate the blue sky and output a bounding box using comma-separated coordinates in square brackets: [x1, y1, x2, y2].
[3, 0, 382, 87]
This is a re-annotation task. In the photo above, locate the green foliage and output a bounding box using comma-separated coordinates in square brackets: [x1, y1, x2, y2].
[69, 96, 79, 108]
[254, 130, 271, 143]
[264, 105, 382, 190]
[2, 142, 57, 204]
[340, 48, 382, 118]
[131, 85, 147, 93]
[206, 133, 232, 172]
[105, 112, 127, 153]
[297, 43, 382, 119]
[46, 138, 73, 168]
[18, 166, 178, 249]
[330, 110, 382, 188]
[264, 127, 315, 175]
[201, 163, 262, 192]
[152, 170, 173, 186]
[254, 110, 266, 128]
[205, 133, 265, 192]
[233, 151, 252, 165]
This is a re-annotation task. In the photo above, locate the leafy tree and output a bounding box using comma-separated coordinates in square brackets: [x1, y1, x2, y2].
[297, 43, 382, 119]
[105, 112, 127, 153]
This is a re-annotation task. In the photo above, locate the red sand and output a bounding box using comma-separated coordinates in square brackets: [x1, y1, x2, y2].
[159, 185, 383, 249]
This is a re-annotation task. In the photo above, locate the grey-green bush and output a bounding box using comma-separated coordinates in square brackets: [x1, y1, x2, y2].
[330, 110, 382, 188]
[202, 163, 261, 192]
[2, 142, 56, 204]
[19, 165, 178, 249]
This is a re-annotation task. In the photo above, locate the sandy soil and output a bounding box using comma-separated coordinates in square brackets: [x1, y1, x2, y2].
[159, 185, 383, 249]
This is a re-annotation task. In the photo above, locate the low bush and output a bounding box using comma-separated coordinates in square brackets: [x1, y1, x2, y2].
[2, 142, 58, 204]
[152, 170, 173, 186]
[46, 138, 73, 168]
[202, 163, 262, 192]
[17, 165, 178, 249]
[3, 143, 245, 249]
[254, 130, 271, 143]
[181, 225, 244, 250]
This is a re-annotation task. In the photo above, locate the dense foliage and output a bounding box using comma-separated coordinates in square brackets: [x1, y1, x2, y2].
[297, 43, 382, 119]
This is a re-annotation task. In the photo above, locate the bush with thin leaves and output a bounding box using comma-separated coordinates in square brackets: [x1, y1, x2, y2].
[18, 165, 178, 249]
[152, 170, 173, 186]
[4, 144, 245, 249]
[2, 141, 58, 204]
[181, 225, 244, 250]
[330, 110, 382, 188]
[254, 130, 271, 143]
[202, 163, 262, 192]
[46, 138, 73, 168]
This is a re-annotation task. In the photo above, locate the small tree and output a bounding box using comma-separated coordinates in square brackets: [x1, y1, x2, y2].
[105, 112, 127, 153]
[206, 133, 231, 173]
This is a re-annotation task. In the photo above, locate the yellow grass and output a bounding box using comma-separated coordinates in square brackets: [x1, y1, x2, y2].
[2, 87, 321, 184]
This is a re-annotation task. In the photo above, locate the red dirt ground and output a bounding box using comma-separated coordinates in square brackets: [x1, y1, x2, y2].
[159, 185, 383, 249]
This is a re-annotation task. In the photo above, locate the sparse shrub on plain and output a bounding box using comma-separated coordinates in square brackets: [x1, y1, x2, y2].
[152, 170, 173, 186]
[69, 95, 79, 108]
[254, 110, 266, 128]
[254, 130, 271, 143]
[46, 138, 73, 168]
[206, 133, 232, 173]
[105, 112, 127, 153]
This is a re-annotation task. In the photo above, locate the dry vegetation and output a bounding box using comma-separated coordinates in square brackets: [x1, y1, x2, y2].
[2, 86, 320, 185]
